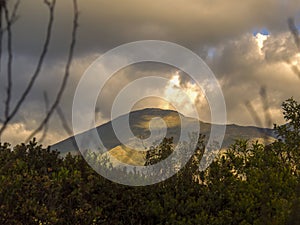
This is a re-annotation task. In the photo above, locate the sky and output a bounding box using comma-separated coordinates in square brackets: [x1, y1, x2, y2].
[0, 0, 300, 146]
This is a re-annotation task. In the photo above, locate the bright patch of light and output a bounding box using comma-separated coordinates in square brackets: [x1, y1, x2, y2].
[291, 53, 300, 66]
[163, 72, 202, 117]
[169, 71, 181, 86]
[255, 33, 269, 55]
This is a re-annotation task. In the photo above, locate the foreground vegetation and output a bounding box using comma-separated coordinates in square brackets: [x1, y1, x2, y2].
[0, 99, 300, 225]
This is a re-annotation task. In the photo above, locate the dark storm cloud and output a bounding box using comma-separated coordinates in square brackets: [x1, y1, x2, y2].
[1, 0, 300, 145]
[10, 0, 300, 57]
[209, 32, 300, 126]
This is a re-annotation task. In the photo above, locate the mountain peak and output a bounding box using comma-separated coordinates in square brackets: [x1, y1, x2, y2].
[51, 108, 276, 165]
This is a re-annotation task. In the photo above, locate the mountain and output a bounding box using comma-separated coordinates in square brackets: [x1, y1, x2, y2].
[50, 108, 276, 165]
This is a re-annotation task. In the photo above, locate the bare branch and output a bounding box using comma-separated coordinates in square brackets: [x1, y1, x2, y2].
[0, 2, 3, 75]
[286, 18, 300, 80]
[39, 91, 50, 143]
[56, 105, 72, 136]
[26, 0, 79, 141]
[9, 0, 20, 24]
[288, 17, 300, 51]
[3, 0, 21, 27]
[286, 58, 300, 79]
[259, 86, 272, 128]
[44, 0, 53, 7]
[0, 4, 20, 33]
[0, 0, 56, 138]
[0, 0, 20, 72]
[245, 86, 273, 145]
[245, 100, 263, 128]
[290, 64, 300, 79]
[3, 1, 14, 119]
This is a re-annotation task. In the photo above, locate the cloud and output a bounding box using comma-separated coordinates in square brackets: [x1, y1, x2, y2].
[208, 31, 300, 126]
[10, 0, 300, 57]
[1, 0, 300, 145]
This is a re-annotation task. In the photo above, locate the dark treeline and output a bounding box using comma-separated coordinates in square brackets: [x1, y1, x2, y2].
[0, 98, 300, 225]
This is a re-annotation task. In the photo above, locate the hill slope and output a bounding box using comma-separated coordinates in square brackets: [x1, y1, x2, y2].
[51, 108, 276, 165]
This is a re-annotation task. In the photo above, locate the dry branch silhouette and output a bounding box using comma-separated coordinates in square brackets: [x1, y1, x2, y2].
[0, 0, 79, 144]
[56, 104, 73, 136]
[245, 18, 300, 132]
[0, 0, 56, 139]
[39, 91, 50, 143]
[288, 17, 300, 51]
[287, 17, 300, 79]
[244, 86, 273, 145]
[26, 0, 78, 142]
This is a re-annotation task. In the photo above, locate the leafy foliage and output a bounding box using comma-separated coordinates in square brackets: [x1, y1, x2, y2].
[0, 99, 300, 224]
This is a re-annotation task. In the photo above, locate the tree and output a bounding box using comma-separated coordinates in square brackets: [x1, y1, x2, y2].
[1, 99, 300, 224]
[272, 98, 300, 225]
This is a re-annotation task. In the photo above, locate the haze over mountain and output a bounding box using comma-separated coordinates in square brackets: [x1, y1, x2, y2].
[51, 108, 276, 165]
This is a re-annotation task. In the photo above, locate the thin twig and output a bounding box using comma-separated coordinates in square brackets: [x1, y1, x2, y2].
[245, 100, 263, 128]
[259, 86, 272, 128]
[56, 105, 73, 136]
[0, 0, 56, 138]
[10, 0, 20, 23]
[39, 91, 50, 143]
[287, 18, 300, 80]
[288, 17, 300, 51]
[26, 0, 79, 141]
[285, 58, 300, 79]
[3, 2, 13, 119]
[291, 64, 300, 79]
[245, 86, 273, 144]
[0, 0, 20, 76]
[0, 1, 3, 75]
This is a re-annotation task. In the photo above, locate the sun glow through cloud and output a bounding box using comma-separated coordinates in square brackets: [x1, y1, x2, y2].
[291, 53, 300, 66]
[255, 32, 269, 54]
[163, 72, 203, 117]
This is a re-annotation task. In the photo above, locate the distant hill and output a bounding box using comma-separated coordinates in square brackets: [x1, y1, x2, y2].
[51, 108, 276, 165]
